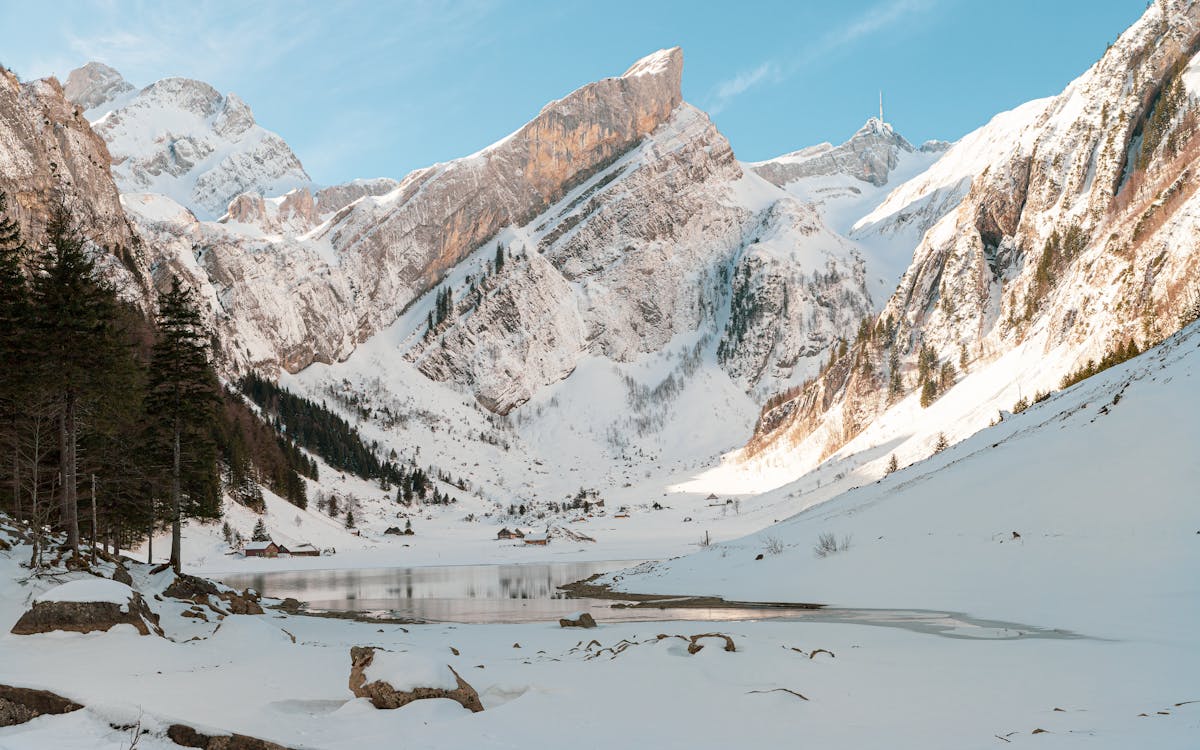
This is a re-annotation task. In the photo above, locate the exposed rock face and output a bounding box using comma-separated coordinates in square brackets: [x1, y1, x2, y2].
[63, 62, 134, 115]
[746, 0, 1200, 476]
[752, 119, 913, 188]
[10, 586, 161, 636]
[0, 67, 142, 287]
[314, 178, 399, 214]
[0, 685, 82, 727]
[64, 65, 311, 218]
[718, 199, 873, 393]
[348, 646, 484, 712]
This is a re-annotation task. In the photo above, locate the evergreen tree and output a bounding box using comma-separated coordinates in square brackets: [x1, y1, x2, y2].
[344, 508, 356, 529]
[29, 199, 127, 556]
[494, 244, 505, 274]
[251, 518, 270, 542]
[0, 190, 29, 521]
[886, 454, 898, 475]
[145, 276, 220, 573]
[934, 432, 949, 454]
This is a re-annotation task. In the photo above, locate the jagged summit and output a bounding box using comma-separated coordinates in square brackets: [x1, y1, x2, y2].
[64, 63, 311, 218]
[622, 46, 683, 80]
[63, 61, 134, 115]
[751, 117, 916, 188]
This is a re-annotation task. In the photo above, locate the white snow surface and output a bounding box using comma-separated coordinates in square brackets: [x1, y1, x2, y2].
[362, 651, 460, 693]
[0, 325, 1195, 749]
[34, 579, 135, 605]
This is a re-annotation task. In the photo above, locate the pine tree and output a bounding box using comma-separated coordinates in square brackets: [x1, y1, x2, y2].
[885, 454, 898, 475]
[0, 190, 29, 521]
[934, 432, 949, 454]
[145, 276, 220, 573]
[29, 199, 127, 556]
[251, 518, 269, 542]
[344, 508, 356, 529]
[494, 244, 505, 274]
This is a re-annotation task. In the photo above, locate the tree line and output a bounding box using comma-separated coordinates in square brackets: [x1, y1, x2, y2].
[0, 191, 313, 573]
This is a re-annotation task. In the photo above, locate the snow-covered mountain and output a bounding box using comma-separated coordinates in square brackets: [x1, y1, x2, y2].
[708, 0, 1200, 493]
[92, 48, 932, 419]
[64, 62, 311, 218]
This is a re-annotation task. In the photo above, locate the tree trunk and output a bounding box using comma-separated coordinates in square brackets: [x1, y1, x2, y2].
[147, 523, 153, 565]
[90, 474, 97, 566]
[59, 392, 79, 555]
[170, 423, 182, 574]
[11, 427, 20, 522]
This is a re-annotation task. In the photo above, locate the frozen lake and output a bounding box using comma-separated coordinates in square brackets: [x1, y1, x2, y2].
[218, 561, 1084, 639]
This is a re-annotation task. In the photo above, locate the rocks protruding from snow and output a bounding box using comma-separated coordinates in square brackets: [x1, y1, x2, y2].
[0, 685, 82, 728]
[163, 573, 264, 616]
[752, 118, 914, 188]
[559, 612, 597, 628]
[11, 580, 161, 636]
[348, 646, 484, 712]
[166, 723, 294, 750]
[62, 62, 134, 116]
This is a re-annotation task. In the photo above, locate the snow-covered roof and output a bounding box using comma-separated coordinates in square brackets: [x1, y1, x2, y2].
[524, 532, 549, 542]
[244, 541, 276, 551]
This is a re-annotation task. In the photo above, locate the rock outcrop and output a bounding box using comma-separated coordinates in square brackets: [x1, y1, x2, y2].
[163, 573, 264, 616]
[558, 612, 597, 628]
[0, 685, 82, 727]
[10, 580, 162, 636]
[348, 646, 484, 712]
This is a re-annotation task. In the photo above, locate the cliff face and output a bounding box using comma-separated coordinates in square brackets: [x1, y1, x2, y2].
[0, 67, 144, 294]
[743, 0, 1200, 481]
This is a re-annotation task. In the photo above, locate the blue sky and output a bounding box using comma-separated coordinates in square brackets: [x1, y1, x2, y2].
[3, 0, 1145, 186]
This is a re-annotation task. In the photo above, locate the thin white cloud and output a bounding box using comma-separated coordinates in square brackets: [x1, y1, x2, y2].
[709, 62, 779, 115]
[705, 0, 938, 114]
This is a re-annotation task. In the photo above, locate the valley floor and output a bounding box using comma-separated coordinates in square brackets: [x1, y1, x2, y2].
[1, 331, 1197, 749]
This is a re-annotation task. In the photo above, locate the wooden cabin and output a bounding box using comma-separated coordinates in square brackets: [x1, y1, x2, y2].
[497, 528, 515, 540]
[244, 541, 279, 558]
[290, 543, 321, 557]
[523, 532, 549, 546]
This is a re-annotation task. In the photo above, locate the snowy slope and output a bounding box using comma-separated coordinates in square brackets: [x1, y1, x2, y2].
[614, 320, 1200, 641]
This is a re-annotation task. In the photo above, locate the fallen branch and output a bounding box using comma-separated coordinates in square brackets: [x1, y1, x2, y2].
[747, 688, 808, 701]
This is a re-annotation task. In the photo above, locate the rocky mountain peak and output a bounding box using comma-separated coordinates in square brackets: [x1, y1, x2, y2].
[751, 118, 915, 188]
[63, 62, 134, 115]
[621, 46, 683, 86]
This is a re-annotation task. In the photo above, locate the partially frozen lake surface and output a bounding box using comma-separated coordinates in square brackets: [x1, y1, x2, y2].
[218, 561, 1083, 639]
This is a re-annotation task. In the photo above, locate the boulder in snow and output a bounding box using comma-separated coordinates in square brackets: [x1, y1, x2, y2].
[348, 646, 483, 712]
[10, 579, 161, 637]
[558, 612, 597, 628]
[0, 684, 82, 727]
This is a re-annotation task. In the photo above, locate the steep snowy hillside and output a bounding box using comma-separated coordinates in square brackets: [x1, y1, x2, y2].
[64, 63, 311, 218]
[727, 0, 1200, 491]
[614, 319, 1200, 642]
